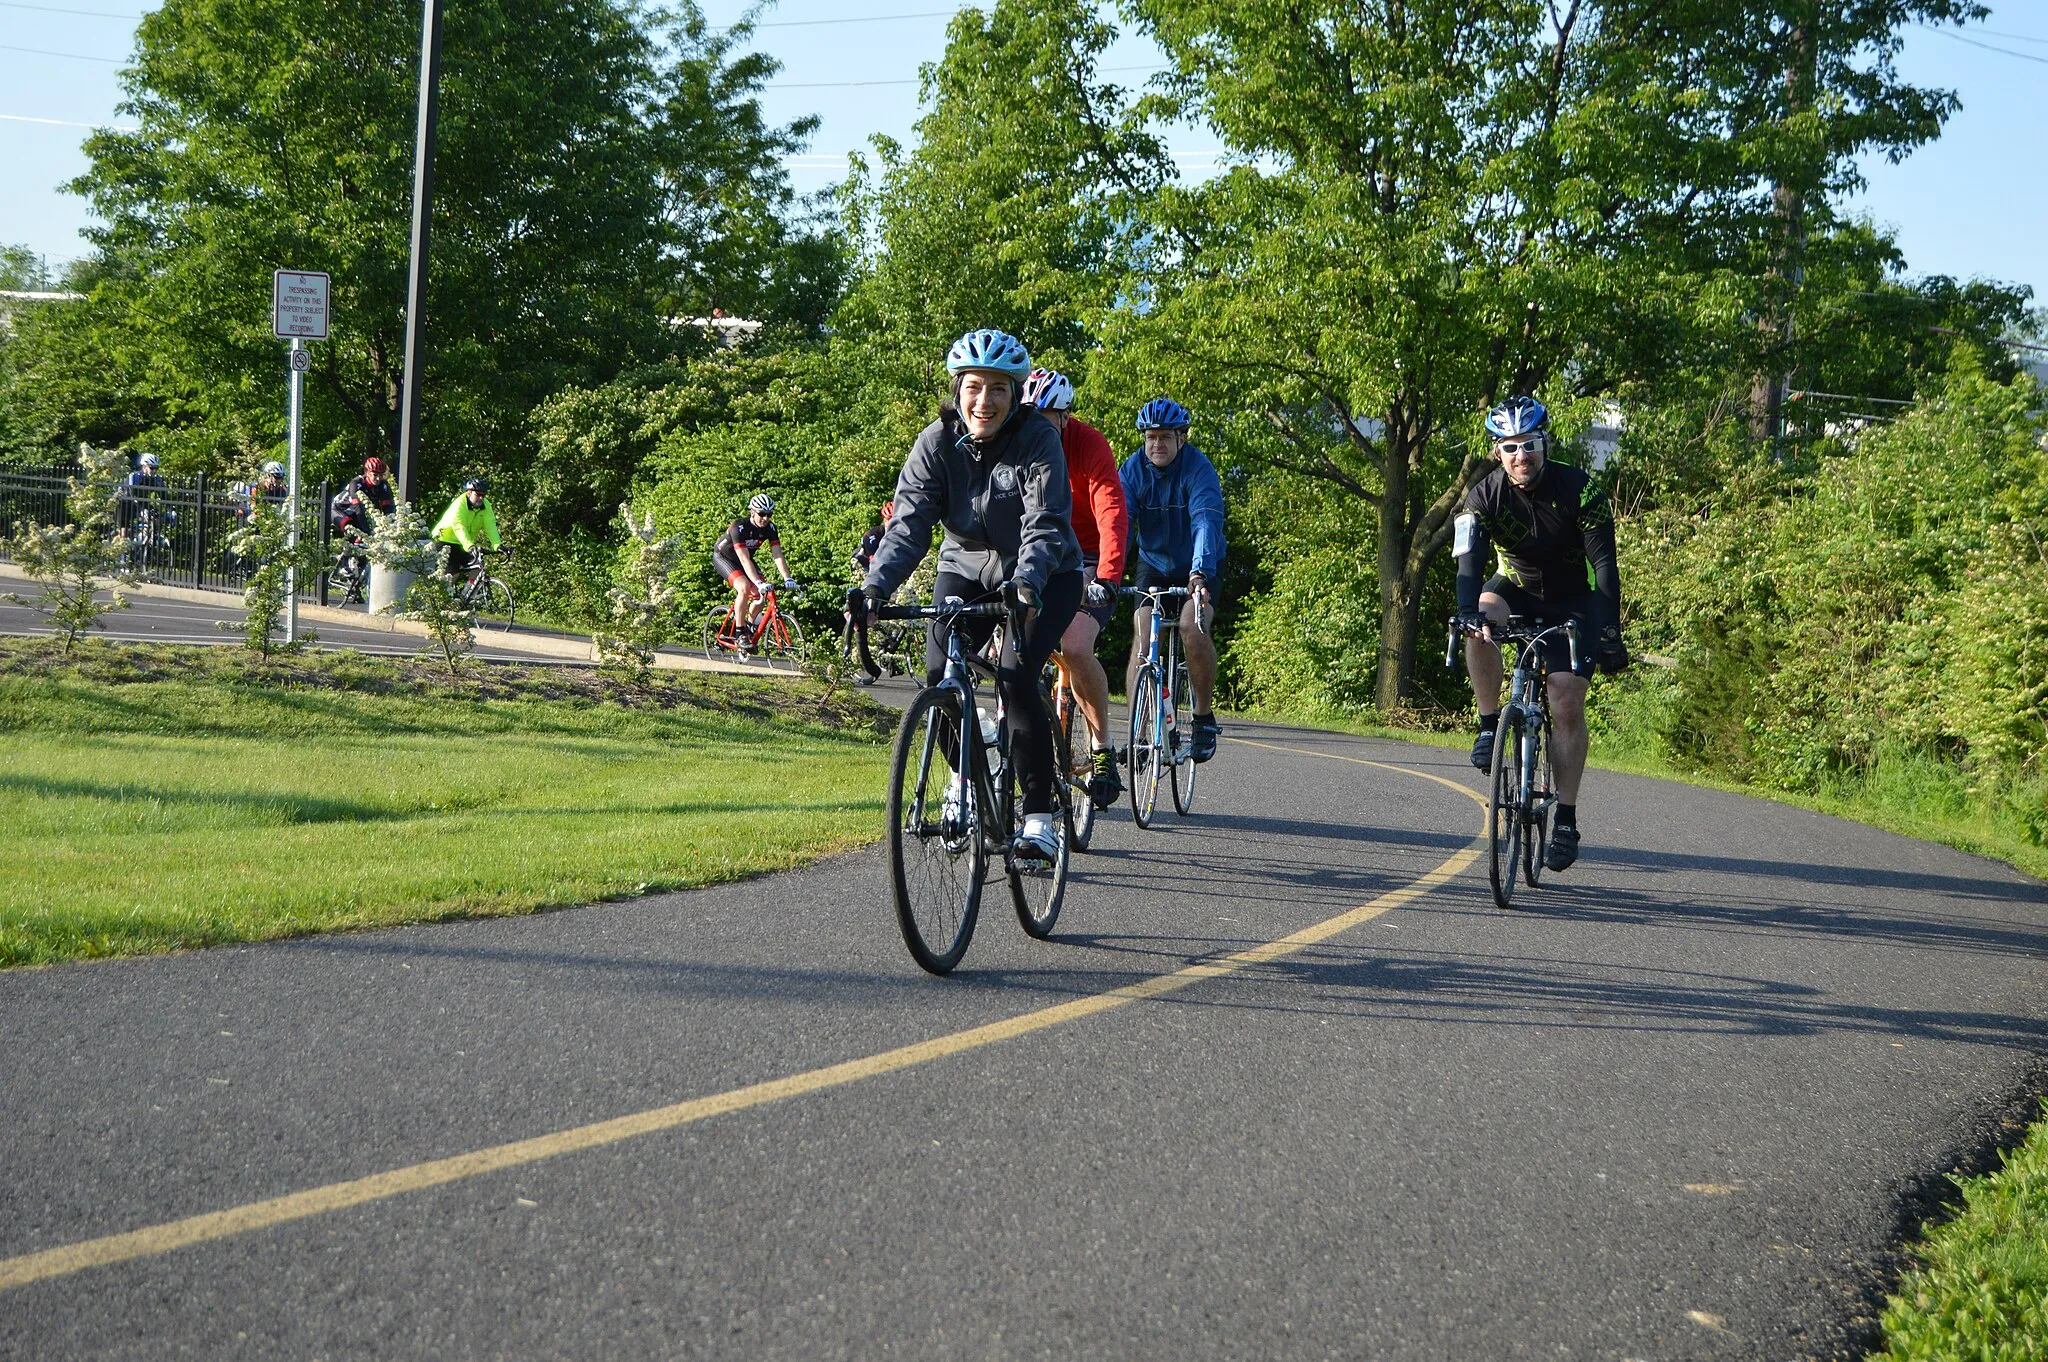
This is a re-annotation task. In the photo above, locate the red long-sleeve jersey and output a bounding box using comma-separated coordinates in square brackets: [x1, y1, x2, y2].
[1063, 417, 1129, 582]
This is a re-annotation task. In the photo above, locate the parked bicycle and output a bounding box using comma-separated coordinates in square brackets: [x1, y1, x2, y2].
[704, 581, 803, 669]
[1447, 614, 1580, 909]
[854, 591, 1074, 975]
[454, 547, 515, 631]
[1123, 584, 1201, 828]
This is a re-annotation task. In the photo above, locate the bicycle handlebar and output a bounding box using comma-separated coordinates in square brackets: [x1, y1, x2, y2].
[1120, 583, 1209, 636]
[1446, 614, 1581, 674]
[850, 592, 1010, 679]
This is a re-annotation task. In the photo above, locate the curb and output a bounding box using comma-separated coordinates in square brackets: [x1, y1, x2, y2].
[0, 562, 773, 677]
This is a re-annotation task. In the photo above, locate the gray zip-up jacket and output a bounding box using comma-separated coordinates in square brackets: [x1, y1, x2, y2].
[864, 405, 1083, 599]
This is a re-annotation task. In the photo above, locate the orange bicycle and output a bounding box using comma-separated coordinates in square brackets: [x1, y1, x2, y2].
[1043, 653, 1100, 851]
[703, 582, 805, 669]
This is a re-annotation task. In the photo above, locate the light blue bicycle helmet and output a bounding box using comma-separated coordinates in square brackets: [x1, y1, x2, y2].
[1135, 397, 1192, 431]
[1484, 395, 1548, 440]
[945, 328, 1032, 381]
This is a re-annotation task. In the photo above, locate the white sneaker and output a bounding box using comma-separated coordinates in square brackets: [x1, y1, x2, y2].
[1017, 812, 1061, 862]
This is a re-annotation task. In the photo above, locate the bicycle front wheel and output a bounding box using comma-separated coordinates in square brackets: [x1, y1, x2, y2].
[1128, 669, 1163, 829]
[889, 687, 985, 974]
[1522, 717, 1552, 888]
[474, 577, 515, 631]
[1057, 685, 1096, 852]
[1488, 709, 1524, 910]
[1010, 718, 1071, 939]
[760, 612, 805, 670]
[1169, 659, 1197, 815]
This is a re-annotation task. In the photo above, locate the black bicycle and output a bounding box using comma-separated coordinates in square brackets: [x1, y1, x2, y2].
[856, 590, 1074, 975]
[454, 547, 515, 631]
[330, 527, 371, 605]
[1448, 614, 1579, 910]
[1123, 584, 1200, 828]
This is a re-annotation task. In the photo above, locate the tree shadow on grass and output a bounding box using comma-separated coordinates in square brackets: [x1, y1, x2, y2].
[0, 772, 409, 824]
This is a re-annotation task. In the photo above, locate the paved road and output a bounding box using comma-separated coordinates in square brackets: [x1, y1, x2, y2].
[1, 584, 577, 663]
[2, 720, 2043, 1359]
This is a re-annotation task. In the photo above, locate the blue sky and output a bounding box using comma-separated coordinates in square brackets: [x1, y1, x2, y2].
[2, 1, 2043, 312]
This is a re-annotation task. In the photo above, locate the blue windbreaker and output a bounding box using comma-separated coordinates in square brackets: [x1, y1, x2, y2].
[1118, 444, 1225, 582]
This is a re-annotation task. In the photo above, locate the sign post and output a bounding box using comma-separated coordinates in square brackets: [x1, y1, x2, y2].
[274, 271, 328, 644]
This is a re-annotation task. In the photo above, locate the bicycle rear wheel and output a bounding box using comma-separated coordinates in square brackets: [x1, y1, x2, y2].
[1169, 659, 1197, 815]
[1128, 669, 1163, 829]
[702, 606, 735, 660]
[1522, 716, 1552, 888]
[1056, 684, 1097, 852]
[889, 687, 985, 974]
[1010, 719, 1071, 939]
[1488, 709, 1524, 910]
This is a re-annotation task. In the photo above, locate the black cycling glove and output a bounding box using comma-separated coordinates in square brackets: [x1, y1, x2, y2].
[1596, 626, 1631, 675]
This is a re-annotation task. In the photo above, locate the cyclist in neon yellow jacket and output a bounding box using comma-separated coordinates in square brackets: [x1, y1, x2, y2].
[434, 476, 502, 581]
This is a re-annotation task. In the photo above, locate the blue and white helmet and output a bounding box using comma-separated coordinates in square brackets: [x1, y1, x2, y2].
[1135, 397, 1192, 432]
[1022, 368, 1075, 411]
[945, 328, 1031, 381]
[1484, 396, 1548, 440]
[138, 452, 160, 469]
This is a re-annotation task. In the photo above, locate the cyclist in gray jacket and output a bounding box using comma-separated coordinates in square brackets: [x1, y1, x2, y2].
[851, 328, 1084, 861]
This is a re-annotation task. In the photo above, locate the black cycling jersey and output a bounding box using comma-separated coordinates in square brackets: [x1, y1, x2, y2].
[715, 518, 779, 560]
[1454, 461, 1619, 616]
[332, 474, 395, 523]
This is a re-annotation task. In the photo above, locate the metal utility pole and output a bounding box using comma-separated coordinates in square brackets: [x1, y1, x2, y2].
[395, 0, 446, 507]
[286, 338, 306, 643]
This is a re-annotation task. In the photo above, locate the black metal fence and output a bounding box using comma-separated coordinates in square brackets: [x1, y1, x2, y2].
[0, 462, 336, 601]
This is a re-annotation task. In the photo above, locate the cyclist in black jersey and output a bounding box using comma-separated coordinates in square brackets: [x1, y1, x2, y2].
[712, 494, 795, 646]
[1454, 396, 1629, 872]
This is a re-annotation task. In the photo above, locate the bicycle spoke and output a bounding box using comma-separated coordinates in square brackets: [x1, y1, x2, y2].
[889, 688, 984, 974]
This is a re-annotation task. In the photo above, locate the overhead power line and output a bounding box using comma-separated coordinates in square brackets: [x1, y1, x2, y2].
[0, 111, 130, 127]
[1924, 26, 2048, 65]
[0, 1, 144, 17]
[0, 40, 120, 61]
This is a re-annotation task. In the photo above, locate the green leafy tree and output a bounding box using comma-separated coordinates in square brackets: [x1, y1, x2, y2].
[2, 444, 135, 650]
[9, 0, 832, 495]
[220, 494, 324, 657]
[595, 503, 684, 676]
[836, 0, 1172, 383]
[1114, 0, 1991, 710]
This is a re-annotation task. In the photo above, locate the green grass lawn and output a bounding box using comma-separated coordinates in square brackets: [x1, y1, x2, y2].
[0, 640, 892, 966]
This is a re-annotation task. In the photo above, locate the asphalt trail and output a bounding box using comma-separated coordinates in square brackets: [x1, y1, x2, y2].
[1, 720, 2042, 1360]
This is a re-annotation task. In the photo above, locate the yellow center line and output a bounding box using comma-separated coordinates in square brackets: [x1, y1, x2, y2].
[0, 737, 1486, 1293]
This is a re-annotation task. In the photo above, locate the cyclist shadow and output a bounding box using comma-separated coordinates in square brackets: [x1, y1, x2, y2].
[1238, 943, 2048, 1046]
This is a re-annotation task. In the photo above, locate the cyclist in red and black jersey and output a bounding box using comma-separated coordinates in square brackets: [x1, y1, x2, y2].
[1454, 396, 1629, 872]
[712, 495, 795, 646]
[1023, 368, 1131, 807]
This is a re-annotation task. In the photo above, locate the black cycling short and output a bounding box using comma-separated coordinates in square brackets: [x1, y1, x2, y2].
[1129, 560, 1211, 626]
[1479, 576, 1598, 679]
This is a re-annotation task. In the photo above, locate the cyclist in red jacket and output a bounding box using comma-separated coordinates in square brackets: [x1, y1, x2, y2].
[1023, 368, 1131, 808]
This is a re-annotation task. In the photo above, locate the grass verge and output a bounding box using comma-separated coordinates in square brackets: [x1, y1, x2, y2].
[1875, 1102, 2048, 1362]
[0, 638, 892, 966]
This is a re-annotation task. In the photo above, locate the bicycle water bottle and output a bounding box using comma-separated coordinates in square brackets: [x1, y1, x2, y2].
[978, 705, 1004, 780]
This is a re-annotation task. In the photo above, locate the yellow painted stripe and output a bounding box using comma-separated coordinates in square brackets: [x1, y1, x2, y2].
[0, 736, 1484, 1293]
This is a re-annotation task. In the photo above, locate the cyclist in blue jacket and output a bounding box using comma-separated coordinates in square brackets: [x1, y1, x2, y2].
[1119, 397, 1226, 761]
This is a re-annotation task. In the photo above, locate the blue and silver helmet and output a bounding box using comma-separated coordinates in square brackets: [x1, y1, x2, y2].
[1135, 397, 1192, 432]
[1484, 395, 1548, 440]
[945, 328, 1032, 381]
